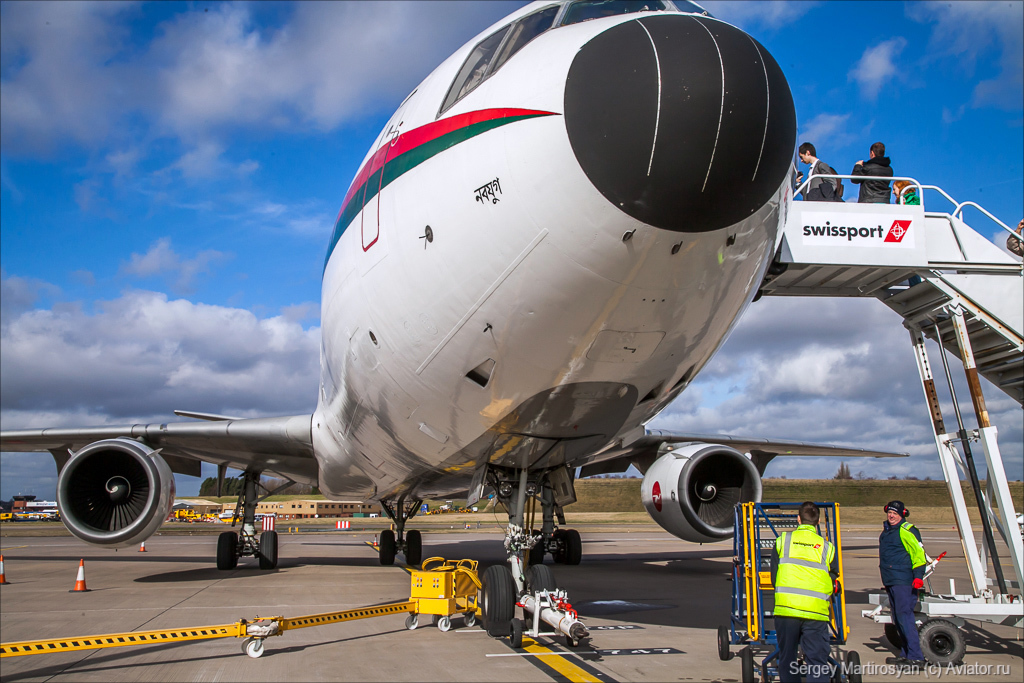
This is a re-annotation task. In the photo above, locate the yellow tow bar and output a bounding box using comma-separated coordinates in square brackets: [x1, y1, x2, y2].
[0, 600, 417, 659]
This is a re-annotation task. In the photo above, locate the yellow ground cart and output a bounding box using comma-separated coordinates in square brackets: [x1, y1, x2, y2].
[405, 557, 481, 631]
[720, 502, 862, 683]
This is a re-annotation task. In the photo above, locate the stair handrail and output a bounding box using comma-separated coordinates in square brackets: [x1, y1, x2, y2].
[793, 173, 923, 207]
[794, 175, 1021, 251]
[952, 201, 1018, 241]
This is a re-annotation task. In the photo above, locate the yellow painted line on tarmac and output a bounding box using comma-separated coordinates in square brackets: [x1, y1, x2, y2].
[1, 546, 28, 551]
[519, 637, 603, 683]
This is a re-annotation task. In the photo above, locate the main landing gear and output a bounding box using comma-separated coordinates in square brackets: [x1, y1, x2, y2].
[216, 470, 285, 571]
[378, 494, 424, 567]
[479, 466, 588, 646]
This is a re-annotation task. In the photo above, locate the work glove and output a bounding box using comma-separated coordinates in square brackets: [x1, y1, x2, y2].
[912, 578, 924, 590]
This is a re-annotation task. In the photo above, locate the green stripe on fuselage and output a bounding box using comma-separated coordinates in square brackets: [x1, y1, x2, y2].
[323, 113, 549, 270]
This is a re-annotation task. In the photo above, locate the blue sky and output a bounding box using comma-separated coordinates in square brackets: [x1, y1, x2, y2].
[2, 1, 1022, 501]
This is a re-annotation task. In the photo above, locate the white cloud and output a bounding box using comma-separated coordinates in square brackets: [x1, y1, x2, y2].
[913, 0, 1024, 110]
[849, 37, 907, 100]
[798, 113, 853, 150]
[120, 238, 229, 294]
[0, 1, 521, 157]
[702, 1, 818, 31]
[0, 282, 320, 423]
[653, 297, 1023, 481]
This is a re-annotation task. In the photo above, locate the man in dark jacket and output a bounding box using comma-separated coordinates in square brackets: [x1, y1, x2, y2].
[879, 500, 927, 666]
[851, 142, 893, 203]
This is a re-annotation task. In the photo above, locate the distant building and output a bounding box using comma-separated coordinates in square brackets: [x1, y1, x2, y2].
[220, 500, 380, 520]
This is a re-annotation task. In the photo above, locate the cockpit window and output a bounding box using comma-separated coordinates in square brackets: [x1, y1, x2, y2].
[561, 0, 671, 26]
[439, 5, 559, 117]
[440, 25, 510, 115]
[490, 6, 559, 74]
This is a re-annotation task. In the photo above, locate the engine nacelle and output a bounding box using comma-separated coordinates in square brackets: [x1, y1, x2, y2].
[57, 438, 175, 548]
[640, 443, 762, 543]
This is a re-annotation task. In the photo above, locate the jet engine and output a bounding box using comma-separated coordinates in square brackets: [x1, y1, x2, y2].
[56, 438, 175, 548]
[640, 443, 762, 543]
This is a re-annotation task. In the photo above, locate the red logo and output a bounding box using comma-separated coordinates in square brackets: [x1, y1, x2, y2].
[884, 219, 911, 243]
[815, 543, 822, 550]
[652, 481, 662, 512]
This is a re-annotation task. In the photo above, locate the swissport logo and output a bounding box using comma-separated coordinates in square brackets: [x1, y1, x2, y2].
[884, 220, 911, 243]
[800, 213, 916, 249]
[652, 481, 663, 512]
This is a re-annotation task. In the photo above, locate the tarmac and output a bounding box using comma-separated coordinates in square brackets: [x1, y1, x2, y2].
[0, 525, 1020, 682]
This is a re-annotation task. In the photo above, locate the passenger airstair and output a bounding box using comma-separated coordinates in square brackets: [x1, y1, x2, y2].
[761, 176, 1022, 626]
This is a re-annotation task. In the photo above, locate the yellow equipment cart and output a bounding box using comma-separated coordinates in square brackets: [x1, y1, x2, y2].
[405, 557, 482, 631]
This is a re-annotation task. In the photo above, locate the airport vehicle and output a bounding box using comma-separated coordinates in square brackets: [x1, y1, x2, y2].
[2, 0, 1020, 639]
[722, 502, 860, 683]
[0, 513, 12, 522]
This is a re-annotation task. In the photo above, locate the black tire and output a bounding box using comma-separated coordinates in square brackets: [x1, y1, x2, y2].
[846, 650, 862, 683]
[405, 530, 422, 567]
[740, 646, 755, 683]
[509, 618, 524, 648]
[564, 529, 582, 565]
[528, 539, 546, 566]
[258, 530, 278, 570]
[919, 619, 965, 665]
[217, 531, 238, 570]
[717, 625, 731, 661]
[883, 622, 904, 651]
[527, 564, 557, 593]
[481, 564, 516, 637]
[379, 529, 396, 566]
[552, 530, 567, 564]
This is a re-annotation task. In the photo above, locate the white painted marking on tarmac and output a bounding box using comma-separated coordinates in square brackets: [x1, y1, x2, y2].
[486, 652, 578, 657]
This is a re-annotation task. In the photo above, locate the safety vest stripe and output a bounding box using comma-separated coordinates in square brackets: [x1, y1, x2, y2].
[779, 531, 830, 570]
[776, 586, 831, 601]
[779, 557, 828, 570]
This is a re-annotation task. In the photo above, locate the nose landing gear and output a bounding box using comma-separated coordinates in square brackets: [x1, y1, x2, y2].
[378, 495, 424, 567]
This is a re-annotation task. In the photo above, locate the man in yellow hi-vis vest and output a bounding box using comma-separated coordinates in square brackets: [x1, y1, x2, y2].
[771, 502, 840, 683]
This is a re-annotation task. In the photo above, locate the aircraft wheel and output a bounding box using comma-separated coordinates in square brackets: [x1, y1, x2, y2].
[509, 618, 524, 648]
[527, 564, 556, 593]
[242, 637, 264, 658]
[481, 564, 516, 637]
[883, 622, 904, 651]
[846, 650, 862, 683]
[217, 531, 238, 570]
[718, 625, 730, 661]
[563, 529, 582, 565]
[528, 539, 545, 566]
[405, 530, 422, 567]
[405, 613, 419, 630]
[919, 619, 965, 665]
[740, 646, 755, 683]
[551, 529, 567, 564]
[258, 530, 278, 570]
[379, 530, 396, 566]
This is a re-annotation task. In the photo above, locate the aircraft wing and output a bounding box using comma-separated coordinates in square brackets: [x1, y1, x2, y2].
[0, 414, 318, 483]
[579, 428, 908, 477]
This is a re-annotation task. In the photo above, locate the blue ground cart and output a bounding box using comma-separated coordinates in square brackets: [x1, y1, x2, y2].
[719, 502, 862, 683]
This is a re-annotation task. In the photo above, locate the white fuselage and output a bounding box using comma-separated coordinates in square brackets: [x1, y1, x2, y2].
[311, 4, 793, 501]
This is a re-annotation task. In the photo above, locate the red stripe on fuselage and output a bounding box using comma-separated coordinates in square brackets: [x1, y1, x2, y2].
[337, 108, 556, 218]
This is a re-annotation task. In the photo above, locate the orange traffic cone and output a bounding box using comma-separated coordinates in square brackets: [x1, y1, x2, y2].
[0, 554, 9, 584]
[69, 559, 90, 592]
[139, 542, 147, 553]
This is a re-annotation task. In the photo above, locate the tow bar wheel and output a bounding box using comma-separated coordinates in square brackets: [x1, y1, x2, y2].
[919, 619, 966, 665]
[241, 637, 265, 659]
[405, 614, 419, 630]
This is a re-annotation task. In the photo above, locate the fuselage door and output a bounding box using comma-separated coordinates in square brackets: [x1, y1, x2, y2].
[362, 93, 414, 252]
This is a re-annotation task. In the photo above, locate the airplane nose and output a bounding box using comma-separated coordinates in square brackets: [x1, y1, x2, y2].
[564, 15, 796, 233]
